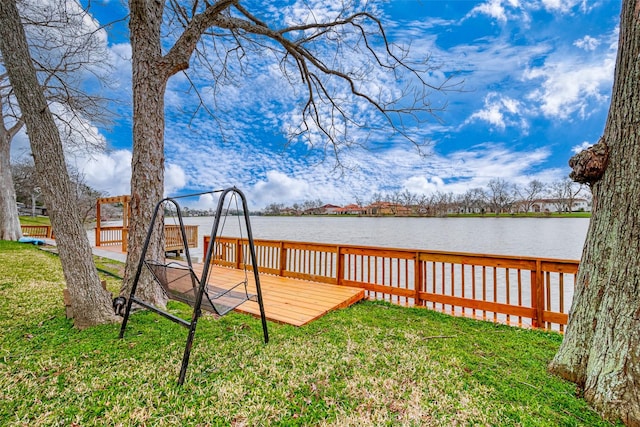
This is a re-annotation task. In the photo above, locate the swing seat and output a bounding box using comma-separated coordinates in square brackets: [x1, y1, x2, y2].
[145, 260, 256, 317]
[119, 187, 269, 385]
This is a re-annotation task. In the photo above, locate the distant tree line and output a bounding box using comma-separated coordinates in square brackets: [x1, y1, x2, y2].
[264, 178, 591, 216]
[263, 199, 324, 216]
[11, 159, 104, 223]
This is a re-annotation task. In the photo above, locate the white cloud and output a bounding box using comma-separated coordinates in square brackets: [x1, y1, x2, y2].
[266, 141, 558, 207]
[189, 193, 219, 210]
[467, 0, 512, 22]
[468, 0, 589, 22]
[445, 143, 552, 188]
[77, 149, 132, 196]
[250, 170, 312, 207]
[282, 0, 383, 27]
[524, 53, 615, 119]
[107, 43, 132, 93]
[70, 152, 187, 198]
[540, 0, 589, 13]
[574, 35, 600, 51]
[466, 93, 527, 131]
[442, 35, 552, 104]
[9, 104, 109, 161]
[285, 1, 347, 25]
[571, 141, 593, 153]
[49, 102, 108, 151]
[470, 106, 506, 129]
[524, 26, 617, 120]
[165, 163, 187, 196]
[335, 142, 563, 201]
[402, 176, 446, 195]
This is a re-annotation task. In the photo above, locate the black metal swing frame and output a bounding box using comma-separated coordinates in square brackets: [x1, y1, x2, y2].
[118, 187, 269, 385]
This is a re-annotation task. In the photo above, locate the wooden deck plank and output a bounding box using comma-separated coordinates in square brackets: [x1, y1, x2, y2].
[186, 263, 365, 326]
[215, 278, 360, 310]
[243, 281, 360, 307]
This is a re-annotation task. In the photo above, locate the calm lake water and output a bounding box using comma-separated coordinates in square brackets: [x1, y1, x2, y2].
[177, 216, 590, 261]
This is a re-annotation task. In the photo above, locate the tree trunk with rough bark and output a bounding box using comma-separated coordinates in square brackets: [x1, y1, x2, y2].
[549, 1, 640, 424]
[0, 126, 22, 240]
[0, 0, 117, 328]
[120, 0, 168, 307]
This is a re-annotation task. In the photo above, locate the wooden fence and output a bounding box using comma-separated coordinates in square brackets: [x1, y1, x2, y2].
[204, 236, 579, 331]
[20, 225, 53, 239]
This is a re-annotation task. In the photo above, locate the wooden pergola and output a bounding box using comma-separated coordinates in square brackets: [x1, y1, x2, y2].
[95, 195, 131, 252]
[95, 195, 197, 253]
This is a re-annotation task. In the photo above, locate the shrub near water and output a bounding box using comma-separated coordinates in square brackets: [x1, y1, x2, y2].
[0, 241, 620, 426]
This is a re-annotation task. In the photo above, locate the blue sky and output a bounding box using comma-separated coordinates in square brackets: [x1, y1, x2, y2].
[14, 0, 619, 210]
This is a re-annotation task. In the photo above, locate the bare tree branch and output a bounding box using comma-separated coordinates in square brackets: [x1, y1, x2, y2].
[153, 2, 458, 169]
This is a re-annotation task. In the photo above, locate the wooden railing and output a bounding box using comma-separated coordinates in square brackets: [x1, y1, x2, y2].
[204, 236, 579, 331]
[95, 226, 126, 247]
[96, 225, 198, 252]
[21, 225, 53, 239]
[165, 225, 198, 253]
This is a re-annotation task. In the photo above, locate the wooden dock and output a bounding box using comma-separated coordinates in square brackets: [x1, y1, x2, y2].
[191, 264, 365, 327]
[91, 244, 365, 327]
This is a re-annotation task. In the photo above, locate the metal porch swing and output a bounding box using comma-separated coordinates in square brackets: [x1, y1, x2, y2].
[118, 187, 269, 385]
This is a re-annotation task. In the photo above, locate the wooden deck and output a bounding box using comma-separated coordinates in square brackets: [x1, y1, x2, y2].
[190, 264, 365, 327]
[91, 245, 365, 326]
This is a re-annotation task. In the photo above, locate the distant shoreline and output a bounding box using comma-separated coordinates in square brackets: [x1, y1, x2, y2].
[19, 212, 591, 227]
[259, 212, 592, 219]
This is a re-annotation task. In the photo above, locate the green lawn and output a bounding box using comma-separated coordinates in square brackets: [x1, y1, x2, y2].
[18, 215, 52, 226]
[0, 241, 617, 426]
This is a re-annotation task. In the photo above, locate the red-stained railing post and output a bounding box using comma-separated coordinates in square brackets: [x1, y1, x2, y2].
[530, 260, 545, 329]
[203, 236, 210, 262]
[278, 241, 287, 276]
[414, 252, 422, 306]
[336, 246, 344, 286]
[236, 238, 242, 270]
[95, 201, 101, 245]
[122, 227, 128, 253]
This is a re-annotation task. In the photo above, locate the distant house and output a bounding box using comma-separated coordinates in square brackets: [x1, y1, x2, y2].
[365, 201, 403, 216]
[301, 204, 342, 215]
[395, 205, 413, 216]
[570, 198, 591, 212]
[456, 205, 485, 214]
[319, 204, 342, 215]
[526, 198, 591, 213]
[337, 204, 365, 215]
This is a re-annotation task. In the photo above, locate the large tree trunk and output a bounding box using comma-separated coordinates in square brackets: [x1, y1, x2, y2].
[549, 1, 640, 424]
[0, 126, 23, 240]
[120, 0, 168, 307]
[0, 0, 117, 328]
